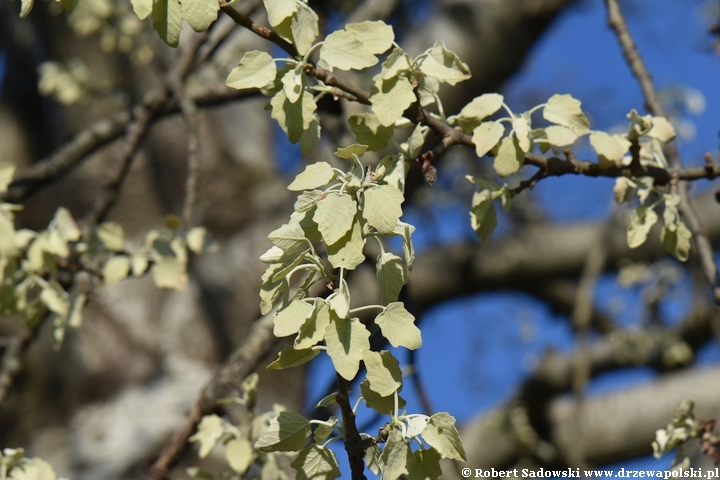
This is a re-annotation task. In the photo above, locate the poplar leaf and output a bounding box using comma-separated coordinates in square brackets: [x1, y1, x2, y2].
[131, 0, 152, 19]
[52, 208, 81, 242]
[97, 222, 127, 252]
[661, 221, 692, 262]
[268, 221, 306, 255]
[363, 350, 402, 397]
[391, 221, 415, 270]
[345, 20, 394, 54]
[335, 144, 368, 159]
[60, 0, 78, 13]
[320, 30, 378, 71]
[458, 93, 504, 131]
[270, 89, 317, 143]
[291, 445, 341, 480]
[67, 293, 86, 328]
[151, 257, 188, 290]
[418, 41, 471, 85]
[7, 458, 56, 480]
[360, 379, 406, 415]
[151, 0, 183, 47]
[590, 131, 630, 168]
[404, 124, 428, 159]
[406, 417, 429, 439]
[263, 0, 298, 28]
[281, 66, 305, 103]
[543, 94, 590, 134]
[469, 190, 497, 245]
[288, 162, 335, 191]
[189, 414, 225, 458]
[0, 162, 15, 194]
[299, 116, 321, 157]
[415, 72, 440, 107]
[293, 190, 323, 213]
[313, 419, 335, 443]
[103, 255, 130, 287]
[648, 116, 676, 143]
[512, 114, 532, 152]
[370, 75, 416, 127]
[227, 51, 277, 90]
[40, 283, 69, 316]
[545, 125, 579, 148]
[407, 448, 442, 480]
[663, 194, 681, 231]
[268, 345, 320, 369]
[273, 300, 314, 337]
[181, 0, 219, 32]
[349, 113, 394, 151]
[493, 137, 524, 177]
[313, 192, 356, 245]
[327, 218, 365, 270]
[362, 185, 403, 235]
[472, 122, 504, 158]
[260, 263, 286, 315]
[381, 47, 411, 80]
[377, 253, 407, 305]
[627, 206, 658, 249]
[226, 438, 254, 475]
[316, 392, 337, 408]
[291, 3, 319, 55]
[295, 299, 332, 349]
[20, 0, 34, 17]
[328, 279, 350, 319]
[421, 413, 466, 461]
[255, 412, 311, 452]
[381, 429, 409, 480]
[365, 444, 384, 475]
[375, 302, 421, 349]
[324, 317, 370, 380]
[376, 154, 408, 192]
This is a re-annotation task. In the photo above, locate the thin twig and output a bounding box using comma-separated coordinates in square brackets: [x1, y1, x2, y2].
[337, 374, 368, 480]
[407, 349, 433, 416]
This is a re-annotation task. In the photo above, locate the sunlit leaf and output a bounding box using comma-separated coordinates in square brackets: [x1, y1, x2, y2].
[381, 429, 409, 480]
[255, 412, 311, 452]
[363, 350, 402, 397]
[291, 3, 319, 55]
[325, 317, 370, 380]
[376, 253, 407, 305]
[543, 94, 590, 134]
[362, 185, 403, 235]
[589, 131, 630, 168]
[417, 41, 471, 86]
[291, 445, 341, 480]
[273, 300, 314, 337]
[189, 414, 225, 458]
[370, 75, 416, 127]
[320, 30, 377, 71]
[227, 51, 277, 90]
[288, 162, 335, 191]
[103, 255, 130, 287]
[374, 302, 421, 350]
[313, 192, 356, 245]
[151, 0, 183, 47]
[267, 345, 320, 369]
[326, 218, 365, 270]
[421, 412, 466, 461]
[627, 206, 658, 249]
[345, 20, 394, 54]
[226, 438, 254, 475]
[493, 136, 524, 177]
[181, 0, 219, 32]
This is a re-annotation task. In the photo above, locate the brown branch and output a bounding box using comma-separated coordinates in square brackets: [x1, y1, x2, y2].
[407, 348, 433, 416]
[336, 374, 368, 480]
[220, 5, 299, 58]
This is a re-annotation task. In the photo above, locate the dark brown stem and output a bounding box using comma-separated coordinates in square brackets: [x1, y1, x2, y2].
[336, 374, 368, 480]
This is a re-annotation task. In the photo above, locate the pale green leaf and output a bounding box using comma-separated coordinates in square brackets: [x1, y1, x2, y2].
[493, 137, 524, 177]
[348, 113, 394, 151]
[365, 444, 384, 475]
[313, 192, 356, 245]
[313, 418, 335, 443]
[375, 302, 421, 349]
[267, 345, 320, 369]
[8, 458, 56, 480]
[381, 47, 411, 80]
[291, 3, 319, 55]
[415, 72, 439, 107]
[226, 438, 254, 475]
[327, 218, 365, 270]
[663, 194, 681, 231]
[60, 0, 78, 13]
[0, 214, 17, 257]
[227, 51, 277, 90]
[346, 154, 364, 191]
[320, 30, 377, 71]
[613, 178, 636, 204]
[189, 414, 225, 458]
[472, 122, 504, 158]
[260, 263, 286, 315]
[545, 125, 579, 148]
[270, 89, 317, 143]
[469, 190, 497, 245]
[325, 317, 370, 380]
[97, 222, 127, 252]
[406, 448, 442, 480]
[376, 154, 408, 192]
[103, 255, 130, 287]
[182, 0, 219, 32]
[363, 350, 402, 397]
[273, 300, 314, 337]
[255, 411, 311, 452]
[185, 467, 214, 479]
[151, 257, 188, 290]
[131, 0, 152, 19]
[19, 0, 34, 17]
[512, 114, 532, 153]
[417, 41, 471, 86]
[0, 162, 16, 195]
[360, 379, 406, 415]
[67, 293, 86, 328]
[362, 185, 403, 235]
[457, 93, 504, 131]
[377, 253, 407, 306]
[345, 20, 394, 54]
[300, 116, 321, 157]
[291, 445, 341, 480]
[151, 0, 183, 47]
[268, 221, 306, 255]
[543, 94, 590, 134]
[662, 221, 692, 262]
[187, 227, 212, 254]
[281, 66, 305, 104]
[315, 392, 337, 408]
[131, 254, 149, 276]
[421, 412, 466, 461]
[295, 299, 332, 349]
[288, 162, 335, 191]
[589, 131, 630, 168]
[648, 116, 676, 143]
[327, 279, 350, 319]
[263, 0, 298, 28]
[627, 206, 659, 249]
[273, 14, 294, 45]
[404, 124, 428, 159]
[52, 208, 81, 242]
[40, 283, 69, 316]
[406, 416, 429, 438]
[391, 221, 415, 270]
[381, 429, 409, 480]
[335, 144, 368, 159]
[370, 75, 416, 127]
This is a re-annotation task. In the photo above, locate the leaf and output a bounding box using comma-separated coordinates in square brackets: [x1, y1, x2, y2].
[51, 208, 81, 242]
[365, 444, 384, 475]
[545, 125, 579, 148]
[406, 416, 429, 439]
[316, 392, 337, 408]
[345, 20, 394, 54]
[663, 193, 681, 231]
[291, 445, 341, 480]
[60, 0, 78, 13]
[19, 0, 34, 17]
[281, 66, 306, 104]
[376, 154, 408, 192]
[181, 0, 219, 32]
[375, 302, 421, 349]
[381, 47, 412, 80]
[0, 163, 15, 195]
[404, 124, 428, 159]
[457, 93, 504, 131]
[295, 299, 333, 349]
[268, 221, 306, 255]
[362, 185, 404, 235]
[299, 116, 321, 157]
[226, 438, 254, 475]
[324, 317, 370, 380]
[326, 217, 366, 270]
[662, 221, 692, 262]
[589, 131, 631, 168]
[187, 227, 212, 254]
[269, 89, 318, 144]
[320, 30, 378, 71]
[469, 189, 497, 245]
[406, 448, 442, 480]
[260, 263, 286, 315]
[40, 282, 69, 316]
[376, 253, 407, 305]
[131, 0, 152, 19]
[417, 41, 471, 86]
[421, 412, 466, 461]
[288, 162, 335, 191]
[151, 0, 183, 47]
[268, 345, 320, 369]
[543, 94, 590, 134]
[189, 414, 225, 458]
[627, 206, 659, 249]
[360, 379, 406, 415]
[381, 429, 409, 480]
[648, 116, 676, 143]
[370, 75, 416, 127]
[151, 257, 188, 290]
[348, 113, 394, 151]
[363, 350, 402, 397]
[97, 222, 127, 252]
[313, 418, 335, 443]
[291, 3, 319, 55]
[103, 255, 130, 287]
[313, 192, 357, 245]
[227, 51, 277, 90]
[273, 300, 314, 337]
[614, 178, 636, 204]
[255, 411, 311, 452]
[391, 221, 415, 270]
[512, 114, 532, 153]
[67, 293, 86, 328]
[263, 0, 298, 28]
[8, 458, 56, 480]
[335, 144, 369, 159]
[327, 279, 350, 319]
[493, 137, 524, 177]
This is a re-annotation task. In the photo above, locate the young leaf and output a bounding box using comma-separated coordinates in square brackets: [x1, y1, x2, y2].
[281, 66, 306, 104]
[295, 299, 332, 349]
[326, 218, 366, 270]
[325, 317, 370, 380]
[226, 438, 254, 475]
[512, 114, 532, 153]
[52, 208, 81, 242]
[365, 444, 384, 475]
[335, 144, 369, 159]
[316, 392, 337, 408]
[417, 41, 471, 86]
[589, 131, 630, 168]
[288, 162, 335, 191]
[320, 30, 378, 71]
[97, 221, 127, 252]
[181, 0, 219, 32]
[377, 253, 407, 305]
[313, 192, 357, 245]
[647, 116, 676, 143]
[545, 125, 579, 148]
[226, 51, 278, 90]
[263, 0, 298, 28]
[273, 300, 314, 337]
[627, 206, 659, 249]
[267, 345, 320, 369]
[291, 3, 319, 55]
[103, 255, 130, 287]
[345, 20, 394, 55]
[381, 47, 412, 80]
[40, 282, 69, 316]
[5, 458, 56, 480]
[291, 445, 341, 480]
[374, 302, 421, 350]
[543, 94, 590, 134]
[458, 93, 504, 131]
[362, 185, 404, 235]
[407, 448, 443, 480]
[328, 279, 350, 319]
[189, 414, 225, 458]
[151, 256, 188, 290]
[391, 221, 416, 270]
[255, 411, 311, 452]
[19, 0, 34, 17]
[421, 412, 466, 461]
[470, 190, 498, 245]
[363, 350, 402, 397]
[360, 379, 406, 415]
[381, 429, 409, 480]
[404, 124, 428, 159]
[313, 418, 336, 443]
[270, 89, 317, 143]
[348, 113, 394, 151]
[376, 154, 408, 193]
[493, 136, 524, 177]
[472, 121, 505, 158]
[370, 75, 416, 127]
[151, 0, 183, 47]
[661, 221, 692, 262]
